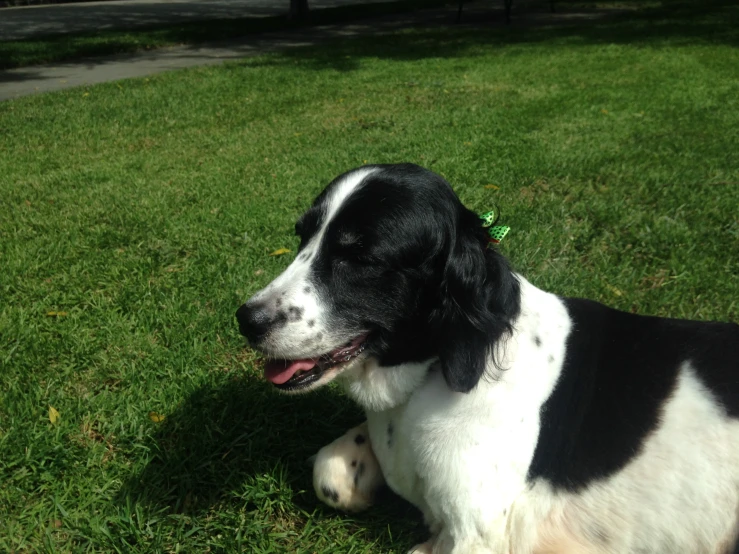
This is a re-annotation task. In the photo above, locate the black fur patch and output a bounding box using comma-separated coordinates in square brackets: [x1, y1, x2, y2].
[241, 164, 521, 392]
[528, 298, 739, 491]
[354, 434, 365, 445]
[302, 164, 520, 394]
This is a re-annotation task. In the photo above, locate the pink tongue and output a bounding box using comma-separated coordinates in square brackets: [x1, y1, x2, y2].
[264, 359, 318, 385]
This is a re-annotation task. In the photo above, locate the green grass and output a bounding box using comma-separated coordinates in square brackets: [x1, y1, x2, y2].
[0, 0, 449, 70]
[1, 0, 738, 551]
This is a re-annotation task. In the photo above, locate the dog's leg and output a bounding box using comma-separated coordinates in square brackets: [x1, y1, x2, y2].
[311, 422, 386, 512]
[408, 533, 501, 554]
[407, 540, 435, 554]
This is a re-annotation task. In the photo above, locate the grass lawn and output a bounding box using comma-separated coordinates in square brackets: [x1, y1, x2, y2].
[1, 0, 738, 551]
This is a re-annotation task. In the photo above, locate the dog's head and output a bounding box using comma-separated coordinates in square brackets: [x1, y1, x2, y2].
[236, 164, 520, 394]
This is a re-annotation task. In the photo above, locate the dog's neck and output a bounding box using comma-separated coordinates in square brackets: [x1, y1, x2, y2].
[339, 357, 436, 412]
[339, 274, 548, 413]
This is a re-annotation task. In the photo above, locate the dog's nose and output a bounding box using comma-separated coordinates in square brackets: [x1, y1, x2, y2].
[236, 303, 271, 343]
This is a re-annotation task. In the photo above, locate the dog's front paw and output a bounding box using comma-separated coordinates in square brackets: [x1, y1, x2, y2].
[312, 422, 385, 512]
[407, 540, 434, 554]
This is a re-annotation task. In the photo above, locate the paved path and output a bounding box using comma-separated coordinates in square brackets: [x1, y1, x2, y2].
[0, 11, 452, 101]
[0, 1, 619, 102]
[0, 0, 398, 41]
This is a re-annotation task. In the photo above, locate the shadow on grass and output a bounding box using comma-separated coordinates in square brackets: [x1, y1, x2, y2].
[0, 0, 449, 70]
[119, 373, 357, 512]
[243, 0, 738, 74]
[118, 369, 422, 542]
[1, 0, 736, 74]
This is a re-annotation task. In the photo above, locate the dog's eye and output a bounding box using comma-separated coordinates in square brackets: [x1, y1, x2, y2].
[337, 230, 361, 249]
[332, 231, 373, 266]
[336, 231, 368, 259]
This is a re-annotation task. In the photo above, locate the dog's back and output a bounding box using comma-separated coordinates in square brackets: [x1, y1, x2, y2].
[523, 298, 739, 554]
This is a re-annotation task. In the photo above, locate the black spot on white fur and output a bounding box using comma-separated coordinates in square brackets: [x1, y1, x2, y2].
[287, 306, 303, 321]
[273, 311, 287, 329]
[533, 335, 542, 347]
[586, 523, 610, 545]
[321, 485, 339, 503]
[354, 434, 365, 445]
[353, 461, 365, 488]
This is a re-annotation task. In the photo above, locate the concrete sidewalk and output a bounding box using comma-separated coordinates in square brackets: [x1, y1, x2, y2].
[0, 3, 464, 101]
[0, 1, 618, 102]
[0, 0, 400, 41]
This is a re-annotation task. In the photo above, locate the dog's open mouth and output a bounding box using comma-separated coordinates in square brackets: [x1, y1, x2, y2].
[263, 333, 369, 391]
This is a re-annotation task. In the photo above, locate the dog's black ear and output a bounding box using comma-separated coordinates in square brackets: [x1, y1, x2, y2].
[436, 210, 520, 393]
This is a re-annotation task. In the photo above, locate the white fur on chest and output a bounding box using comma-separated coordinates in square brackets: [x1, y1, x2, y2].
[341, 278, 571, 551]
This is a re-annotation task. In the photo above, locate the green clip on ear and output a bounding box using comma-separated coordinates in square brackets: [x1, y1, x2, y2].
[479, 209, 510, 247]
[487, 225, 510, 244]
[479, 210, 497, 228]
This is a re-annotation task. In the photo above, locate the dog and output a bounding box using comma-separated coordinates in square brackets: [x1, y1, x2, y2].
[236, 164, 739, 554]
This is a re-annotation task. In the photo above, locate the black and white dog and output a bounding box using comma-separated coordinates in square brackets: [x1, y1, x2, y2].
[236, 164, 739, 554]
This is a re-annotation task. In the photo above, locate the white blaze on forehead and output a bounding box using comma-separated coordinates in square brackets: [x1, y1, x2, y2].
[267, 166, 378, 289]
[321, 166, 378, 230]
[249, 167, 378, 357]
[258, 166, 378, 293]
